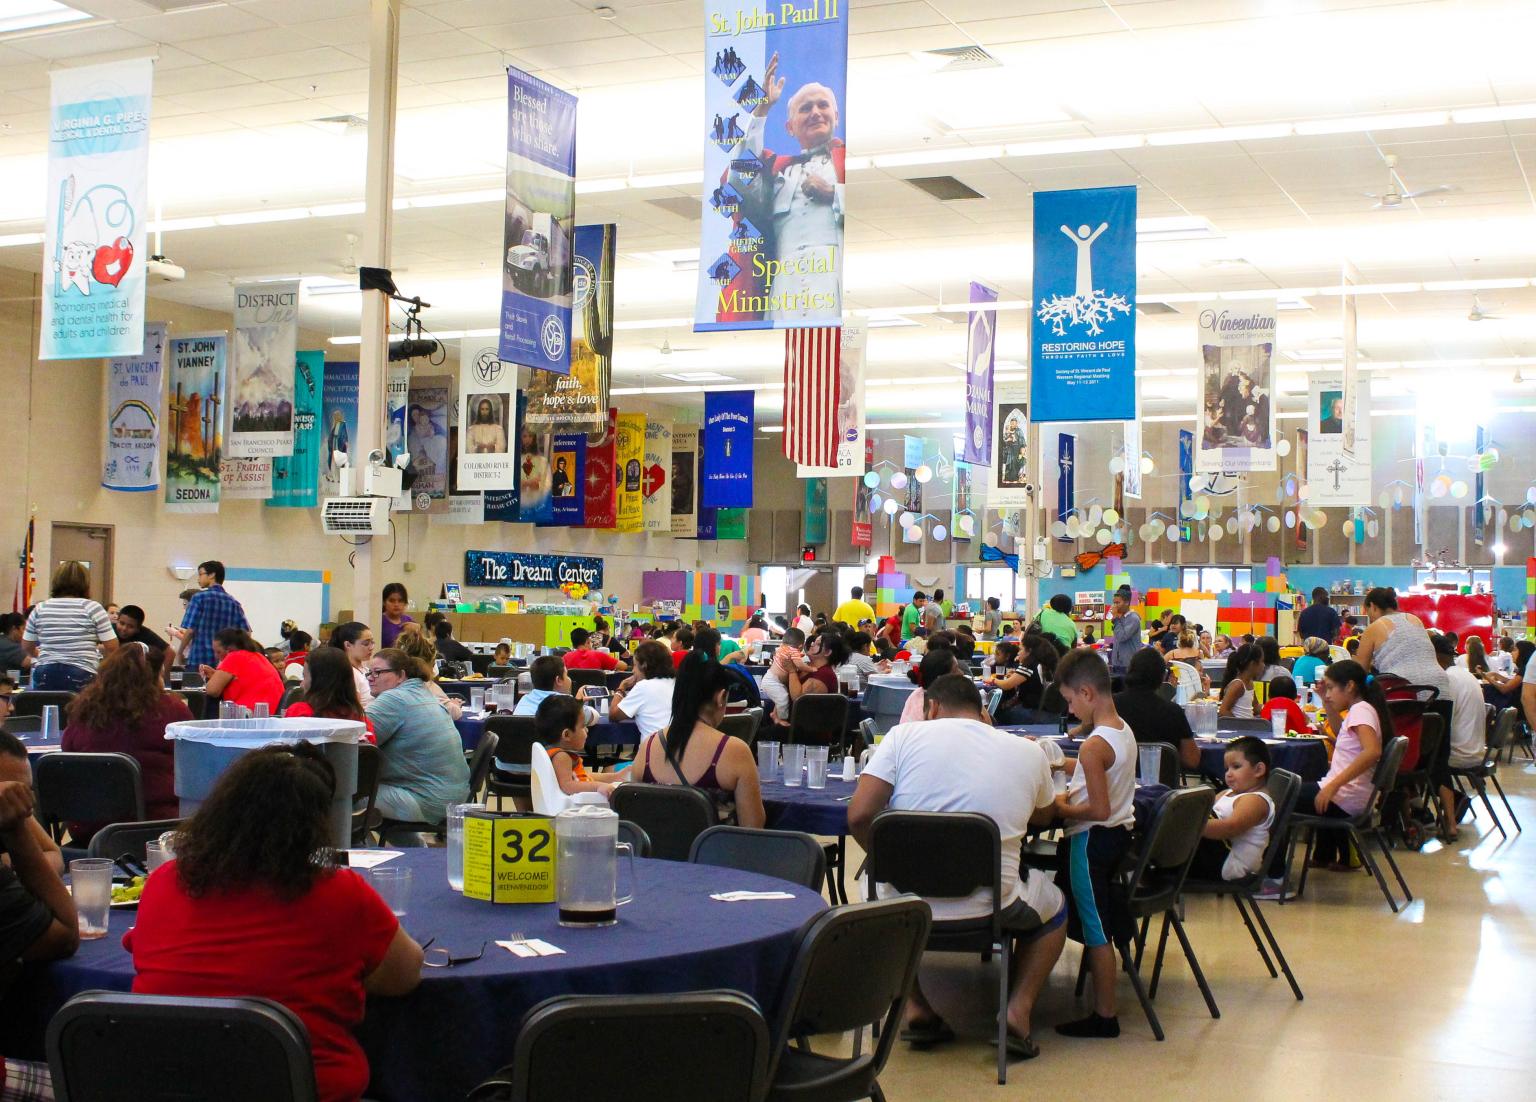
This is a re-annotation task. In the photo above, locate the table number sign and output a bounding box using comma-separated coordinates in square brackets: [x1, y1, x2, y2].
[463, 811, 556, 904]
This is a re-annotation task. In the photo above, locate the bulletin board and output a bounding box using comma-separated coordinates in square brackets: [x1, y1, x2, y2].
[224, 568, 331, 645]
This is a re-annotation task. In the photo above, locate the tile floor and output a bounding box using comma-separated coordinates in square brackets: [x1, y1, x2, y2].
[841, 756, 1536, 1099]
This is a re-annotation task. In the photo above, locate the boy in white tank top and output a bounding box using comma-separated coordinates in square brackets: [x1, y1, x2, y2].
[1051, 648, 1137, 1039]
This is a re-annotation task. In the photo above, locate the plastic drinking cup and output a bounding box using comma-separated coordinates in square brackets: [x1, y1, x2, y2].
[145, 840, 170, 873]
[254, 702, 270, 718]
[805, 747, 829, 789]
[371, 866, 412, 917]
[471, 687, 486, 712]
[1272, 711, 1287, 738]
[41, 705, 59, 739]
[1137, 744, 1162, 786]
[69, 858, 113, 939]
[756, 740, 780, 783]
[782, 744, 806, 788]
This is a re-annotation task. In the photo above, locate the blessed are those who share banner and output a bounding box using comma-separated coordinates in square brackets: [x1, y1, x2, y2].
[42, 57, 153, 361]
[102, 321, 165, 492]
[695, 0, 849, 332]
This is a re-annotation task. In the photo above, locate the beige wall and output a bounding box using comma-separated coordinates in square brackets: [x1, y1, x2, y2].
[0, 266, 746, 640]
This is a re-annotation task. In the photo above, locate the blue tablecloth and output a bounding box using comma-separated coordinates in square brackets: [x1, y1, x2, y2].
[454, 713, 641, 754]
[761, 775, 859, 835]
[1000, 724, 1329, 783]
[2, 848, 825, 1102]
[18, 730, 61, 765]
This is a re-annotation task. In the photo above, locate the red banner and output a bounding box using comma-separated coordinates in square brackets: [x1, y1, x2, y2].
[581, 408, 618, 529]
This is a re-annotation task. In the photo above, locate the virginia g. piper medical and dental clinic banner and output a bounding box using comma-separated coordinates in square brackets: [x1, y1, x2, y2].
[696, 0, 848, 331]
[1030, 186, 1137, 423]
[500, 66, 577, 374]
[42, 58, 153, 361]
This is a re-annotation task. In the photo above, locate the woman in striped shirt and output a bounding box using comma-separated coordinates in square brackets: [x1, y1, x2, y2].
[22, 562, 117, 691]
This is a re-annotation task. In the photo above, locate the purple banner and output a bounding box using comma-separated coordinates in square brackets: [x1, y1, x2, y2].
[962, 281, 997, 465]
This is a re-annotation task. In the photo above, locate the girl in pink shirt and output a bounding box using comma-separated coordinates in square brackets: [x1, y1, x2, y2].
[1305, 659, 1389, 870]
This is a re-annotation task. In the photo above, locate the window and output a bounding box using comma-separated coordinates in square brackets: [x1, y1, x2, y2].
[759, 566, 787, 615]
[835, 566, 866, 608]
[967, 566, 1029, 613]
[1182, 567, 1252, 594]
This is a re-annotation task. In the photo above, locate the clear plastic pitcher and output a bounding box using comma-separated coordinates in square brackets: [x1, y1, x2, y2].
[555, 801, 635, 927]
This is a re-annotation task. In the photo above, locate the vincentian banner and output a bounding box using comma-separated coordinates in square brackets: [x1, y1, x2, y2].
[702, 391, 754, 508]
[794, 322, 866, 479]
[499, 66, 577, 373]
[229, 281, 298, 458]
[1029, 186, 1137, 423]
[715, 509, 748, 540]
[1178, 428, 1194, 542]
[438, 496, 486, 526]
[516, 393, 554, 524]
[524, 225, 613, 432]
[963, 283, 998, 464]
[901, 435, 924, 515]
[804, 478, 828, 545]
[1195, 300, 1278, 472]
[320, 361, 358, 496]
[1055, 433, 1076, 538]
[615, 413, 645, 533]
[1122, 420, 1142, 500]
[988, 383, 1031, 509]
[407, 374, 453, 510]
[548, 431, 586, 527]
[696, 0, 848, 332]
[1306, 374, 1371, 506]
[643, 419, 672, 534]
[457, 347, 516, 490]
[42, 58, 153, 361]
[386, 366, 409, 473]
[103, 321, 165, 492]
[268, 349, 322, 508]
[1295, 428, 1310, 553]
[670, 425, 700, 536]
[582, 409, 617, 529]
[165, 334, 225, 514]
[220, 437, 270, 500]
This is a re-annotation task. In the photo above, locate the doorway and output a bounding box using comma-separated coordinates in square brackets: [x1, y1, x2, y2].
[50, 523, 114, 606]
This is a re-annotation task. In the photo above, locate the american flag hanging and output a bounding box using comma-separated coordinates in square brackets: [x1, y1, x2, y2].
[13, 516, 33, 614]
[783, 327, 841, 468]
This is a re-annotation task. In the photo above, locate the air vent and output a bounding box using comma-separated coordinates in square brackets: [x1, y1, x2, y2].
[921, 45, 1000, 71]
[312, 114, 368, 129]
[646, 196, 700, 220]
[1136, 301, 1181, 316]
[905, 176, 985, 202]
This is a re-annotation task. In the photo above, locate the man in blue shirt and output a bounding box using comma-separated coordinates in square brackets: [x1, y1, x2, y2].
[1108, 587, 1143, 677]
[174, 560, 250, 670]
[514, 655, 600, 727]
[1296, 587, 1342, 644]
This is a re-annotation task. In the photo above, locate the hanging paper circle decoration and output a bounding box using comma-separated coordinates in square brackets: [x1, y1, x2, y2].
[1284, 510, 1296, 527]
[1297, 483, 1310, 501]
[869, 492, 883, 511]
[1267, 515, 1281, 533]
[1367, 519, 1379, 538]
[983, 531, 999, 546]
[1103, 508, 1120, 525]
[915, 464, 933, 484]
[1140, 455, 1155, 474]
[904, 525, 923, 542]
[1527, 486, 1536, 505]
[1108, 456, 1125, 474]
[1096, 528, 1112, 545]
[882, 498, 900, 515]
[1276, 439, 1292, 457]
[1225, 516, 1239, 534]
[1394, 486, 1406, 506]
[1166, 526, 1181, 542]
[1051, 520, 1068, 538]
[890, 472, 908, 490]
[1512, 513, 1525, 532]
[1430, 477, 1448, 498]
[898, 511, 915, 528]
[1210, 525, 1223, 541]
[1088, 505, 1103, 527]
[863, 471, 880, 488]
[1378, 492, 1391, 509]
[1450, 480, 1468, 499]
[1066, 515, 1082, 537]
[931, 524, 948, 541]
[1284, 476, 1297, 498]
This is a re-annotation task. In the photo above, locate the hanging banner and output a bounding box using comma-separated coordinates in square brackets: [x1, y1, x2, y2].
[1194, 300, 1277, 473]
[852, 434, 874, 548]
[670, 424, 700, 537]
[794, 322, 866, 478]
[953, 433, 975, 541]
[1178, 428, 1195, 542]
[222, 353, 270, 498]
[696, 0, 848, 332]
[438, 495, 487, 526]
[164, 334, 225, 514]
[228, 281, 298, 458]
[963, 282, 998, 464]
[716, 509, 748, 540]
[103, 321, 165, 492]
[1030, 186, 1137, 422]
[988, 383, 1031, 509]
[547, 431, 587, 526]
[268, 350, 322, 508]
[643, 420, 672, 534]
[1474, 425, 1487, 548]
[702, 391, 754, 508]
[386, 366, 409, 469]
[499, 66, 577, 374]
[515, 393, 554, 524]
[1122, 420, 1142, 500]
[457, 347, 517, 490]
[42, 58, 153, 362]
[523, 224, 613, 431]
[485, 490, 519, 523]
[407, 374, 453, 510]
[615, 412, 646, 533]
[320, 360, 359, 496]
[1055, 433, 1076, 538]
[582, 408, 618, 529]
[804, 477, 829, 544]
[901, 435, 924, 516]
[1340, 261, 1360, 462]
[1307, 374, 1371, 506]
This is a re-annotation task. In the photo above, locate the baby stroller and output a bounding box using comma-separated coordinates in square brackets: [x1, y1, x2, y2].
[1377, 682, 1442, 851]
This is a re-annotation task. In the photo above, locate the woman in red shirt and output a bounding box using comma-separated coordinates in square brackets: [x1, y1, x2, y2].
[126, 744, 424, 1102]
[201, 628, 285, 714]
[61, 645, 192, 837]
[284, 646, 376, 742]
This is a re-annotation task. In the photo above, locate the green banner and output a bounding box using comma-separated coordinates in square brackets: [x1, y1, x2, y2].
[803, 478, 828, 544]
[268, 349, 322, 508]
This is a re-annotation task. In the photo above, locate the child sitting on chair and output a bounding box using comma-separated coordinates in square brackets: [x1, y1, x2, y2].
[1258, 676, 1313, 734]
[1190, 736, 1276, 881]
[537, 694, 625, 798]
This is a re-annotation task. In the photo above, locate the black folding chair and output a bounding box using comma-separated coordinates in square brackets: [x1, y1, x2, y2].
[11, 690, 74, 718]
[1037, 682, 1066, 717]
[566, 669, 610, 693]
[617, 819, 652, 859]
[689, 825, 826, 890]
[34, 752, 145, 844]
[1289, 735, 1412, 912]
[466, 992, 769, 1102]
[4, 714, 42, 735]
[87, 818, 184, 863]
[278, 684, 304, 712]
[485, 714, 540, 808]
[719, 712, 759, 747]
[866, 810, 1014, 1083]
[765, 898, 932, 1102]
[469, 652, 495, 676]
[789, 694, 851, 753]
[1451, 706, 1522, 837]
[466, 730, 500, 804]
[351, 742, 381, 846]
[47, 992, 318, 1102]
[611, 782, 717, 861]
[1181, 769, 1304, 1001]
[1387, 714, 1442, 850]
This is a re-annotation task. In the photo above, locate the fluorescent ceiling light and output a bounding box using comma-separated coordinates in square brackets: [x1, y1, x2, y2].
[1294, 111, 1450, 136]
[575, 177, 628, 194]
[308, 202, 366, 218]
[1006, 135, 1145, 157]
[0, 1, 90, 35]
[302, 279, 359, 297]
[661, 371, 736, 383]
[614, 317, 692, 331]
[865, 316, 922, 329]
[149, 216, 216, 232]
[1147, 123, 1293, 146]
[1421, 277, 1531, 291]
[214, 208, 311, 226]
[0, 233, 43, 247]
[923, 69, 1072, 133]
[871, 145, 1003, 169]
[401, 189, 501, 209]
[1450, 104, 1536, 124]
[1136, 216, 1222, 242]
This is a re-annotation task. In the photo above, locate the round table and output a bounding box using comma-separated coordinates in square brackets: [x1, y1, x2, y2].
[1000, 723, 1329, 782]
[860, 678, 916, 735]
[453, 712, 641, 754]
[761, 774, 859, 835]
[6, 849, 825, 1102]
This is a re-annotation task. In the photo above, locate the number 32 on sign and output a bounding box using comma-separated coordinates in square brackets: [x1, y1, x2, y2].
[462, 812, 556, 903]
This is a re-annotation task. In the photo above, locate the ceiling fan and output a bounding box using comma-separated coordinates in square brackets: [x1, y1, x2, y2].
[655, 333, 704, 355]
[1365, 153, 1455, 210]
[1468, 294, 1506, 322]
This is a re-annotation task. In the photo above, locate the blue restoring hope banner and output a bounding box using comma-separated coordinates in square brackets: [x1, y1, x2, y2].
[701, 391, 754, 508]
[1030, 186, 1137, 422]
[695, 0, 848, 331]
[465, 550, 603, 589]
[500, 67, 577, 373]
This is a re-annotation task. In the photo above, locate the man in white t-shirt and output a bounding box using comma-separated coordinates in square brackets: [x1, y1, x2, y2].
[850, 674, 1065, 1059]
[1432, 635, 1487, 843]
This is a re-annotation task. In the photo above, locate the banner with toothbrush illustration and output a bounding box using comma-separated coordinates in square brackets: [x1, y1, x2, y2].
[42, 57, 153, 361]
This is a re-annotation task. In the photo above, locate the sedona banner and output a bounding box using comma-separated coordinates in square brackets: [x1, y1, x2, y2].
[500, 66, 577, 374]
[228, 280, 298, 457]
[268, 349, 322, 508]
[164, 334, 225, 514]
[695, 0, 848, 331]
[42, 58, 153, 361]
[524, 224, 613, 433]
[102, 321, 165, 492]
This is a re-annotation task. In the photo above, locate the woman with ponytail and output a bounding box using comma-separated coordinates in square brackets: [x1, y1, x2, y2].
[633, 652, 765, 827]
[1305, 659, 1390, 870]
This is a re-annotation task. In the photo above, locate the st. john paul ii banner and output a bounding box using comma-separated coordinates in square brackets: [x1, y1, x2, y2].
[103, 321, 164, 492]
[42, 58, 153, 361]
[457, 347, 516, 491]
[229, 280, 298, 457]
[701, 391, 753, 508]
[695, 0, 848, 332]
[500, 67, 577, 374]
[1030, 186, 1137, 423]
